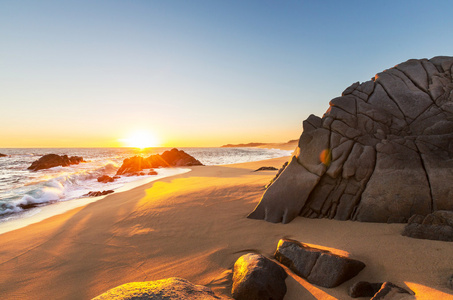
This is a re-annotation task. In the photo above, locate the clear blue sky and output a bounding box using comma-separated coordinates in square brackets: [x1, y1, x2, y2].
[1, 0, 452, 147]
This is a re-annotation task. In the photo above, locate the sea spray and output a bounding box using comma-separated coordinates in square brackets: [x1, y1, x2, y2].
[0, 147, 292, 218]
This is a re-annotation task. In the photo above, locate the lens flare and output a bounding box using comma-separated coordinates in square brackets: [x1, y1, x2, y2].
[319, 148, 332, 166]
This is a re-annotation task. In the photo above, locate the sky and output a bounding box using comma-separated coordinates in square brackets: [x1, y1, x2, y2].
[1, 0, 452, 147]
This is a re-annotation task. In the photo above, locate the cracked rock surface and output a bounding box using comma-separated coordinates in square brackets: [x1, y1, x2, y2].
[249, 56, 453, 224]
[370, 282, 414, 300]
[274, 239, 365, 288]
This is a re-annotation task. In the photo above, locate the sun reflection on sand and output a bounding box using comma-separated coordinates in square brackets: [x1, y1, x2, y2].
[404, 282, 452, 299]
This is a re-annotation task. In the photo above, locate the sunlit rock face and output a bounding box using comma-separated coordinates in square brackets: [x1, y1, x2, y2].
[92, 277, 220, 300]
[249, 56, 453, 224]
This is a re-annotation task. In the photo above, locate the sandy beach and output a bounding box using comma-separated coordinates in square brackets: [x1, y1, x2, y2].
[0, 154, 452, 299]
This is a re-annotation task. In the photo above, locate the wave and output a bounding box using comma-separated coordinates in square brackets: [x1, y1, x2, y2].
[0, 147, 292, 218]
[0, 162, 121, 215]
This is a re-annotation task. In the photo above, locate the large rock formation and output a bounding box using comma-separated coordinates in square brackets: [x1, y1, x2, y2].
[249, 56, 453, 223]
[116, 148, 203, 175]
[28, 154, 84, 171]
[116, 156, 153, 175]
[92, 277, 220, 300]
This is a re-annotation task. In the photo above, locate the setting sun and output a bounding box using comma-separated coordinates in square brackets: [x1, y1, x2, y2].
[121, 130, 160, 149]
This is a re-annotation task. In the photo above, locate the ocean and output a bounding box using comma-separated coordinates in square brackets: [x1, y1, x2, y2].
[0, 147, 291, 223]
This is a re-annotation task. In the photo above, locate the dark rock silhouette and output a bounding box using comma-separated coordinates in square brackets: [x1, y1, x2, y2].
[232, 253, 287, 300]
[158, 148, 203, 167]
[97, 175, 115, 183]
[349, 281, 383, 298]
[116, 148, 202, 175]
[28, 154, 84, 171]
[274, 239, 365, 288]
[92, 277, 220, 300]
[0, 153, 7, 157]
[116, 156, 152, 175]
[254, 166, 278, 171]
[18, 202, 42, 210]
[249, 56, 453, 224]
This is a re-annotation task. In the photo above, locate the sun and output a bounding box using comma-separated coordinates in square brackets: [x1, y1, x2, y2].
[121, 130, 160, 149]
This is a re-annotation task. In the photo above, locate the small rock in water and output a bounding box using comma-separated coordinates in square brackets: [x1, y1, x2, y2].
[97, 175, 115, 183]
[28, 154, 84, 171]
[84, 190, 114, 197]
[116, 148, 203, 175]
[18, 202, 41, 210]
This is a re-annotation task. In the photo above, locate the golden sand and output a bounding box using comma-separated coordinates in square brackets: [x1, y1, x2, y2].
[0, 153, 451, 299]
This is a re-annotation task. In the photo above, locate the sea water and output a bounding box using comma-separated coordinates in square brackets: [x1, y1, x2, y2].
[0, 147, 291, 222]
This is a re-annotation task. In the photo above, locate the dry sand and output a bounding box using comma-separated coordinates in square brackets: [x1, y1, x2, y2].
[0, 155, 452, 299]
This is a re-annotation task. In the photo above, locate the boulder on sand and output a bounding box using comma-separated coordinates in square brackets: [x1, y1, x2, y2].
[92, 277, 220, 300]
[232, 253, 287, 300]
[116, 148, 202, 175]
[348, 281, 384, 298]
[402, 210, 453, 241]
[249, 56, 453, 224]
[370, 282, 414, 299]
[28, 154, 84, 171]
[274, 239, 365, 288]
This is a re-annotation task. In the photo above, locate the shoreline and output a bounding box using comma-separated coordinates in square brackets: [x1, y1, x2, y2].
[0, 168, 191, 235]
[0, 153, 451, 299]
[0, 146, 291, 235]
